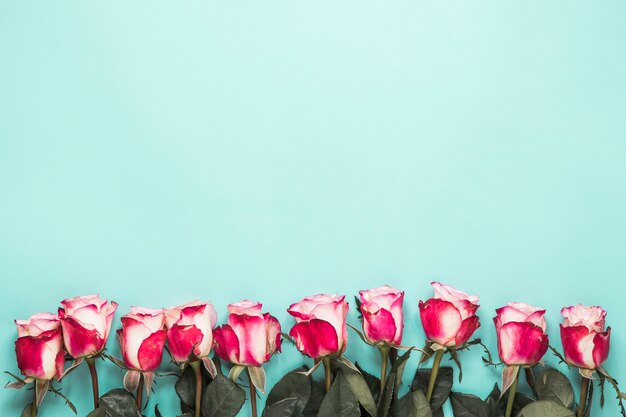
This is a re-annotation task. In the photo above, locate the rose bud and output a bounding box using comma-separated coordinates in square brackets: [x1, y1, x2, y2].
[288, 294, 349, 359]
[418, 282, 480, 348]
[117, 307, 167, 371]
[58, 294, 118, 359]
[15, 313, 65, 380]
[213, 300, 282, 366]
[494, 302, 549, 366]
[164, 301, 218, 363]
[359, 285, 404, 346]
[560, 305, 611, 370]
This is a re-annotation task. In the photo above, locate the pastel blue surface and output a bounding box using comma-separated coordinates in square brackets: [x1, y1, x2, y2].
[2, 2, 626, 416]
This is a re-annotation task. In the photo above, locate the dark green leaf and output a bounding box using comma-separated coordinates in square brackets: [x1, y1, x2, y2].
[175, 366, 197, 410]
[99, 389, 141, 417]
[517, 400, 575, 417]
[86, 408, 109, 417]
[412, 367, 453, 412]
[535, 368, 574, 409]
[302, 381, 325, 417]
[409, 390, 434, 417]
[337, 357, 377, 416]
[263, 397, 299, 417]
[264, 369, 311, 416]
[317, 372, 360, 417]
[355, 362, 381, 403]
[449, 392, 489, 417]
[201, 374, 246, 417]
[486, 384, 534, 417]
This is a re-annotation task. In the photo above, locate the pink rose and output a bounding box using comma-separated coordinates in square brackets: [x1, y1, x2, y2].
[58, 294, 118, 358]
[164, 301, 218, 363]
[494, 302, 549, 366]
[15, 313, 65, 380]
[288, 294, 349, 358]
[359, 285, 404, 346]
[560, 305, 611, 370]
[418, 282, 480, 348]
[213, 301, 281, 366]
[117, 307, 167, 371]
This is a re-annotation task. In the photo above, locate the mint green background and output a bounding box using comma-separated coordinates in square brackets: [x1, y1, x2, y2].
[2, 2, 625, 416]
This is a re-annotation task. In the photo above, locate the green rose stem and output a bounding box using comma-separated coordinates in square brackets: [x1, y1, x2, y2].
[190, 361, 203, 417]
[505, 372, 519, 417]
[379, 346, 390, 393]
[322, 357, 332, 393]
[577, 376, 590, 417]
[246, 367, 257, 417]
[85, 357, 100, 409]
[136, 374, 144, 410]
[31, 387, 38, 417]
[426, 349, 445, 402]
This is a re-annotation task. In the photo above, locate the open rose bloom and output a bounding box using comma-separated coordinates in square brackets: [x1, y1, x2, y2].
[15, 313, 65, 381]
[419, 282, 480, 349]
[359, 286, 404, 346]
[58, 294, 118, 358]
[288, 294, 349, 359]
[165, 301, 217, 362]
[213, 300, 281, 367]
[494, 302, 548, 366]
[560, 305, 611, 373]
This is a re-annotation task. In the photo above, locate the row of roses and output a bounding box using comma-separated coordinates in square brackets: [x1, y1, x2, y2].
[8, 284, 619, 417]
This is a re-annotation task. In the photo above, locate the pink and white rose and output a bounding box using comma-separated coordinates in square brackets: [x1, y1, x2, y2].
[288, 294, 349, 358]
[15, 313, 65, 380]
[560, 305, 611, 370]
[359, 286, 404, 346]
[419, 282, 480, 348]
[58, 294, 118, 358]
[494, 302, 549, 366]
[164, 301, 218, 363]
[117, 307, 166, 371]
[213, 301, 281, 366]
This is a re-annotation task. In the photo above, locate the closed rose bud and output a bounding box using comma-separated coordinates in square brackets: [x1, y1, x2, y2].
[288, 294, 349, 359]
[164, 301, 218, 363]
[213, 301, 281, 366]
[58, 294, 118, 358]
[419, 282, 480, 348]
[359, 286, 404, 346]
[15, 313, 65, 380]
[117, 307, 166, 371]
[494, 302, 549, 366]
[560, 305, 611, 370]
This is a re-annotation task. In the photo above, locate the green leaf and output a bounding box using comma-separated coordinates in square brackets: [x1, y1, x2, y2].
[86, 409, 109, 417]
[201, 374, 246, 417]
[409, 390, 434, 417]
[21, 403, 34, 417]
[99, 389, 141, 417]
[485, 384, 534, 417]
[517, 400, 575, 417]
[535, 368, 575, 409]
[317, 372, 360, 417]
[175, 366, 197, 410]
[262, 397, 300, 417]
[412, 366, 453, 412]
[264, 368, 311, 416]
[355, 362, 381, 403]
[336, 356, 378, 417]
[449, 392, 489, 417]
[302, 381, 325, 417]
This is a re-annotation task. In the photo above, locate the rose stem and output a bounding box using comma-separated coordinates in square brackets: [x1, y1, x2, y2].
[190, 361, 203, 417]
[136, 373, 144, 410]
[86, 357, 100, 409]
[247, 367, 257, 417]
[426, 349, 445, 402]
[505, 371, 519, 417]
[31, 388, 38, 417]
[322, 357, 332, 393]
[577, 376, 590, 417]
[379, 346, 390, 393]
